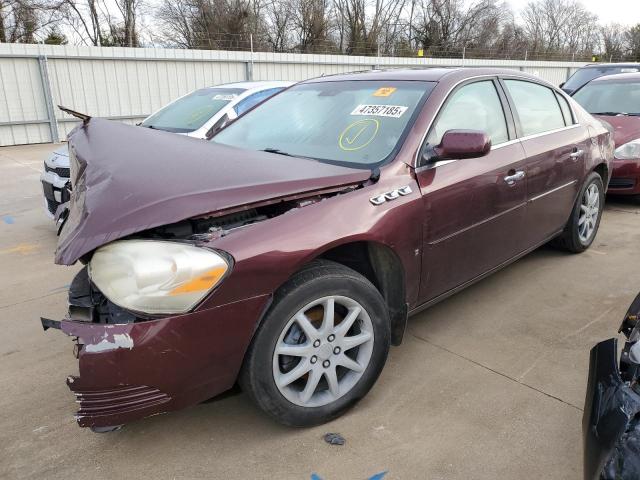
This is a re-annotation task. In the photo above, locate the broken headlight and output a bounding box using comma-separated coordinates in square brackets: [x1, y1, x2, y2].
[88, 240, 230, 315]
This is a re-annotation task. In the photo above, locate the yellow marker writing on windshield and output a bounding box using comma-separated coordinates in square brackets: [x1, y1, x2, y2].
[339, 119, 379, 151]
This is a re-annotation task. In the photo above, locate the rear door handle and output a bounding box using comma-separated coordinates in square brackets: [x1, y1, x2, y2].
[504, 170, 525, 185]
[569, 149, 584, 160]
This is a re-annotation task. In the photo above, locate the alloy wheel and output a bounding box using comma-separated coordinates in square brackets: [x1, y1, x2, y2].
[272, 295, 375, 408]
[578, 183, 600, 243]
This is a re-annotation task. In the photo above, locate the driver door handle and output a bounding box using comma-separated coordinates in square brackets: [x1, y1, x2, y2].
[569, 149, 584, 160]
[504, 170, 525, 185]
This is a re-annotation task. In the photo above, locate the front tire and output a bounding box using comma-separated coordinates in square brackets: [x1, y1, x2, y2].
[239, 260, 390, 427]
[553, 171, 604, 253]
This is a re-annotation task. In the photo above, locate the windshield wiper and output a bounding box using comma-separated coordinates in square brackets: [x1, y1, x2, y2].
[591, 112, 629, 116]
[262, 148, 295, 157]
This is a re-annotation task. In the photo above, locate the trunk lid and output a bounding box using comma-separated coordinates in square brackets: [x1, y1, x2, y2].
[56, 118, 371, 265]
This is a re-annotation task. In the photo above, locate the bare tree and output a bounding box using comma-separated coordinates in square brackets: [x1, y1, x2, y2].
[264, 0, 293, 51]
[0, 0, 62, 42]
[62, 0, 105, 45]
[156, 0, 265, 50]
[600, 23, 626, 61]
[411, 0, 503, 56]
[114, 0, 141, 46]
[521, 0, 598, 57]
[333, 0, 405, 55]
[292, 0, 333, 52]
[625, 24, 640, 60]
[156, 0, 195, 47]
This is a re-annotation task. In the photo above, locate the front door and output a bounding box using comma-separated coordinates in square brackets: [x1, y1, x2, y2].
[415, 79, 528, 303]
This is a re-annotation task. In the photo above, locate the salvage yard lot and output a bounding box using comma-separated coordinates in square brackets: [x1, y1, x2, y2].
[1, 143, 639, 480]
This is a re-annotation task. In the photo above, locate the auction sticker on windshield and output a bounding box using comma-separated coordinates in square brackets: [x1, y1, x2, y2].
[373, 87, 397, 97]
[351, 105, 408, 118]
[213, 94, 237, 101]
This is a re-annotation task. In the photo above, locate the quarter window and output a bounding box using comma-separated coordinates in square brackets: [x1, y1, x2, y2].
[504, 80, 566, 136]
[555, 92, 575, 126]
[426, 80, 509, 147]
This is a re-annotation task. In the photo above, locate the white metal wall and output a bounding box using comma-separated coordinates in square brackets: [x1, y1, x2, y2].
[0, 43, 587, 146]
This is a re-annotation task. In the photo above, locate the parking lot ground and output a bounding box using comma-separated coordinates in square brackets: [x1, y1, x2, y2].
[1, 143, 639, 480]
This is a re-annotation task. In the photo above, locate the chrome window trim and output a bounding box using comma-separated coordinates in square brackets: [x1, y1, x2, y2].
[413, 73, 581, 168]
[512, 123, 582, 142]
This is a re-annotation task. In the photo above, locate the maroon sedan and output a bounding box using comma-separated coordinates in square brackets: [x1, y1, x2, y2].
[572, 72, 640, 198]
[42, 68, 613, 431]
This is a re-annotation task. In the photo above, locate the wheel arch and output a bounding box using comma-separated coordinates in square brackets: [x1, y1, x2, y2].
[593, 162, 609, 189]
[316, 241, 408, 346]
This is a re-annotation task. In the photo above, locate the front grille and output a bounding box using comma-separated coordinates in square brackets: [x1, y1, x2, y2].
[69, 383, 171, 420]
[45, 163, 70, 178]
[609, 178, 636, 189]
[46, 198, 59, 214]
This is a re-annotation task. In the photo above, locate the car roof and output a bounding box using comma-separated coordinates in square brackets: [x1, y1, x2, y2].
[580, 63, 640, 69]
[301, 67, 548, 85]
[589, 72, 640, 83]
[212, 81, 294, 90]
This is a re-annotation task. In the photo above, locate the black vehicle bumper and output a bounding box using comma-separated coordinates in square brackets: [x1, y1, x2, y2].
[583, 338, 640, 480]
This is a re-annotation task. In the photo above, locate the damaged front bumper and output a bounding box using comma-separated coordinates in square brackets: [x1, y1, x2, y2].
[43, 269, 269, 430]
[583, 294, 640, 480]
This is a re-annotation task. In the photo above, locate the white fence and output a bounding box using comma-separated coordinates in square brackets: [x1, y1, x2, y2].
[0, 43, 588, 146]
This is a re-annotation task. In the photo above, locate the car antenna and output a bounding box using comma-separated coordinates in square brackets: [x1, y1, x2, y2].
[58, 105, 91, 125]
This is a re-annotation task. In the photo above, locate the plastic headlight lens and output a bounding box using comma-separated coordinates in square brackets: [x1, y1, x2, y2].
[614, 138, 640, 160]
[89, 240, 230, 315]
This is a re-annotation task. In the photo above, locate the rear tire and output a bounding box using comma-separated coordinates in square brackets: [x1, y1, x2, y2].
[553, 171, 604, 253]
[239, 260, 390, 427]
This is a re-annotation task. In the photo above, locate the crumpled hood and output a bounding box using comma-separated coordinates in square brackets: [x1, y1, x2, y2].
[594, 115, 640, 148]
[56, 118, 371, 265]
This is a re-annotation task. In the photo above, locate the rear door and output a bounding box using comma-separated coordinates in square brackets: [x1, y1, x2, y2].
[501, 79, 589, 244]
[415, 78, 528, 302]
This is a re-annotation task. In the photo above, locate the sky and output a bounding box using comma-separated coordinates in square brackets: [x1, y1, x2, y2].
[508, 0, 640, 25]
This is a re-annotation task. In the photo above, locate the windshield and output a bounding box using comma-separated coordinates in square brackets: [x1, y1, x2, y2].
[141, 87, 246, 133]
[573, 80, 640, 115]
[212, 80, 435, 167]
[564, 66, 639, 92]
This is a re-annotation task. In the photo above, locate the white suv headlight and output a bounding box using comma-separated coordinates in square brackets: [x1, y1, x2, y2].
[89, 240, 230, 315]
[614, 138, 640, 160]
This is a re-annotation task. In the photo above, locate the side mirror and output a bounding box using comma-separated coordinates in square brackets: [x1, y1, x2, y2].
[559, 82, 565, 88]
[429, 129, 491, 162]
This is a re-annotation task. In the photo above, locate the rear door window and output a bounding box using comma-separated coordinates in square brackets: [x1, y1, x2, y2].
[426, 80, 509, 147]
[504, 80, 566, 137]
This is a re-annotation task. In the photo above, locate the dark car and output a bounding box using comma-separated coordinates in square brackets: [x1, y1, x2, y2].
[572, 73, 640, 197]
[584, 292, 640, 480]
[42, 68, 613, 431]
[561, 63, 640, 95]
